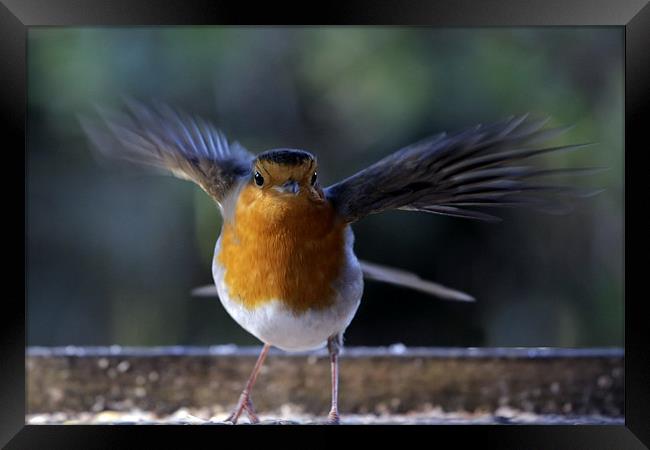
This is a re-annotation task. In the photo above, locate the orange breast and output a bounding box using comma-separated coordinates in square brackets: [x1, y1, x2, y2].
[217, 185, 347, 313]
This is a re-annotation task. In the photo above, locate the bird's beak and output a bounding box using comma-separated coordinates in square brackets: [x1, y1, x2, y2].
[278, 180, 300, 195]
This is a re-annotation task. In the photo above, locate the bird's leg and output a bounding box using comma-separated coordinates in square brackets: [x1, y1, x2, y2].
[226, 343, 271, 424]
[327, 334, 342, 424]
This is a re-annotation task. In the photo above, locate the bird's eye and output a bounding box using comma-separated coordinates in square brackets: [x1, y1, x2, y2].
[310, 171, 317, 185]
[254, 171, 264, 186]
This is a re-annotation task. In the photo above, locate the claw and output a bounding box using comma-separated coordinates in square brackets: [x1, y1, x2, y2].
[226, 392, 262, 424]
[225, 410, 241, 424]
[244, 398, 260, 424]
[328, 410, 340, 425]
[226, 393, 248, 424]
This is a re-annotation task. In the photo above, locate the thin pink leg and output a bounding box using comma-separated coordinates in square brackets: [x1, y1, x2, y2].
[226, 343, 271, 424]
[327, 335, 341, 424]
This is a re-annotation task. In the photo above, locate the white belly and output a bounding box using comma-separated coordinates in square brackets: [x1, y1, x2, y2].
[212, 226, 363, 352]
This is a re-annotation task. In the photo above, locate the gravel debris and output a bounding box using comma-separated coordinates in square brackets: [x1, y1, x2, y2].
[27, 405, 623, 425]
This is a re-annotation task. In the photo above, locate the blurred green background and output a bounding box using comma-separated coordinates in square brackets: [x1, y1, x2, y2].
[27, 27, 623, 348]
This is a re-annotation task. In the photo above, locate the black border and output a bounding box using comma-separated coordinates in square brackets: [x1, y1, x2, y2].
[4, 0, 648, 448]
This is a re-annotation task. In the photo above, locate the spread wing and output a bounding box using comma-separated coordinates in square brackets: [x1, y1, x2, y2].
[191, 258, 474, 303]
[325, 115, 598, 223]
[79, 99, 253, 204]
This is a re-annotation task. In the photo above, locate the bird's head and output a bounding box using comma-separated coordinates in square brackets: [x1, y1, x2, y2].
[251, 149, 325, 203]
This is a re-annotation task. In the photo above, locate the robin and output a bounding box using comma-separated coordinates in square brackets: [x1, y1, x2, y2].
[81, 100, 595, 424]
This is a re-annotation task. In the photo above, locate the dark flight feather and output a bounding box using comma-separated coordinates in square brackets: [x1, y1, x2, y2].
[79, 99, 253, 203]
[325, 115, 597, 223]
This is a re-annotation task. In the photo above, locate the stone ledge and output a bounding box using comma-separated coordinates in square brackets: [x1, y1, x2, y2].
[27, 346, 624, 418]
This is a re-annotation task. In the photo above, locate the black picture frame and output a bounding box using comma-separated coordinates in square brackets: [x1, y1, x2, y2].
[4, 0, 647, 448]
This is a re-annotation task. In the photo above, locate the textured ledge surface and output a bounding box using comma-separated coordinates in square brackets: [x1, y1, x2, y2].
[27, 345, 624, 422]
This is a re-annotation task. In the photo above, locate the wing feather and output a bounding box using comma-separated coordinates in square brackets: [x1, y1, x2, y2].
[325, 116, 597, 223]
[79, 99, 253, 203]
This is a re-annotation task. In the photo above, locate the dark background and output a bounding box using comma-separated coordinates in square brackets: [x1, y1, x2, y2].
[26, 27, 623, 348]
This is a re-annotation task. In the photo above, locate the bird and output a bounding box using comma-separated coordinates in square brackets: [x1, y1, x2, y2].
[80, 99, 598, 424]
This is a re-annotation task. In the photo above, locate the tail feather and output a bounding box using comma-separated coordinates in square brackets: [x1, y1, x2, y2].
[191, 285, 219, 297]
[358, 260, 475, 302]
[191, 261, 475, 303]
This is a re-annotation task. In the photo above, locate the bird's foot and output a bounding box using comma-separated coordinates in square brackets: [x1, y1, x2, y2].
[244, 398, 260, 424]
[327, 409, 340, 425]
[226, 391, 259, 424]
